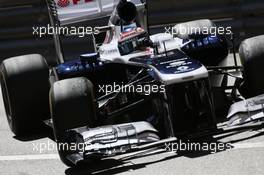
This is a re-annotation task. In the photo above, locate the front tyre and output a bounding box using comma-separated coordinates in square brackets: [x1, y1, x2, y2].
[239, 35, 264, 98]
[50, 77, 96, 167]
[0, 54, 50, 136]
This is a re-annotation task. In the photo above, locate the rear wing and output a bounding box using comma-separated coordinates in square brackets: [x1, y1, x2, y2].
[47, 0, 144, 26]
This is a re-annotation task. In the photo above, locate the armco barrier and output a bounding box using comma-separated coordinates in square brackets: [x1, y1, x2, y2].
[0, 0, 264, 64]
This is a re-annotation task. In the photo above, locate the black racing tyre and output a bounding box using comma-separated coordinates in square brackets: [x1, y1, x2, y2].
[50, 77, 96, 167]
[239, 35, 264, 98]
[0, 54, 50, 136]
[175, 19, 228, 66]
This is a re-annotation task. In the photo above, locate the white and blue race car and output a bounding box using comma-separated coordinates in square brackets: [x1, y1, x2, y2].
[1, 0, 264, 167]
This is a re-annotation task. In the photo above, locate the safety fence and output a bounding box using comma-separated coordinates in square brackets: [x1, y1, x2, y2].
[0, 0, 264, 64]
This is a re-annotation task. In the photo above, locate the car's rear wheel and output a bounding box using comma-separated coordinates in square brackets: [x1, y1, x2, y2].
[239, 35, 264, 98]
[174, 19, 228, 66]
[50, 77, 96, 167]
[0, 54, 50, 136]
[173, 19, 216, 39]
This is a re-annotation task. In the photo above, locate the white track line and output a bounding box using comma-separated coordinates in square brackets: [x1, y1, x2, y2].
[0, 154, 59, 161]
[232, 142, 264, 149]
[0, 142, 264, 161]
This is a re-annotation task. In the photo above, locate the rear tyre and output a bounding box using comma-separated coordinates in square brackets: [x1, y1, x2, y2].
[173, 19, 216, 39]
[50, 77, 96, 167]
[174, 19, 228, 66]
[239, 35, 264, 98]
[0, 54, 50, 136]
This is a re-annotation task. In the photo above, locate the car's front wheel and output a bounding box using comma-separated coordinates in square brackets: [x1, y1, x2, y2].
[0, 54, 50, 136]
[239, 35, 264, 98]
[50, 77, 96, 167]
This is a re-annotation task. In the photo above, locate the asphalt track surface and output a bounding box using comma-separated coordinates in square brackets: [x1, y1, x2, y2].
[0, 55, 264, 175]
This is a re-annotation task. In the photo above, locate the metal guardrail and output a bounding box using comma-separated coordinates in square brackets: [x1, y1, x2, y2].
[0, 0, 43, 7]
[0, 0, 264, 64]
[148, 0, 264, 43]
[0, 1, 56, 64]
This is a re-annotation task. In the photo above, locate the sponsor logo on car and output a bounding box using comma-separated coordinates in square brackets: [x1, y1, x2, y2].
[56, 0, 93, 8]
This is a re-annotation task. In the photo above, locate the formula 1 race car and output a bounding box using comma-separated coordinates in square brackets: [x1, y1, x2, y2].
[1, 0, 264, 167]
